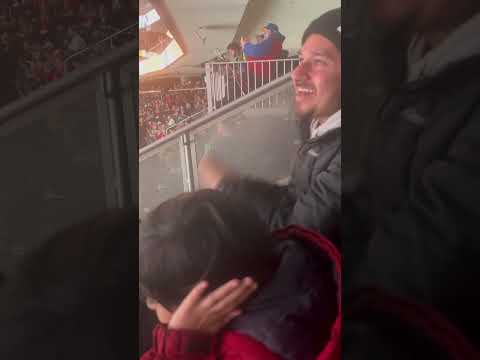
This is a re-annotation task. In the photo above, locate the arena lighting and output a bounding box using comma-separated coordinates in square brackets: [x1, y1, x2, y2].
[139, 39, 184, 76]
[139, 8, 161, 29]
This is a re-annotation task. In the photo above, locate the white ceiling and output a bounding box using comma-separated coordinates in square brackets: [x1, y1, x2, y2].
[157, 0, 249, 76]
[144, 0, 340, 78]
[238, 0, 340, 54]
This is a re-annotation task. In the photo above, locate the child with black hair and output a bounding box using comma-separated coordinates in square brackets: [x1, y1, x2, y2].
[140, 190, 341, 360]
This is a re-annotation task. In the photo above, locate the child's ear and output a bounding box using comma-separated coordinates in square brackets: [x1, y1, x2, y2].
[146, 298, 173, 324]
[146, 297, 158, 311]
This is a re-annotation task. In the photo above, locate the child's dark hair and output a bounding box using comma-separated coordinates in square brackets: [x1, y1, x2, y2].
[139, 190, 279, 309]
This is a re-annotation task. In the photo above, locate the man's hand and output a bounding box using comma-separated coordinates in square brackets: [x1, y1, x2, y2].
[198, 155, 231, 189]
[169, 278, 257, 334]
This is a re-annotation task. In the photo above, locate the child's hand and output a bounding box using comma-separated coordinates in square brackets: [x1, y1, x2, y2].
[169, 277, 257, 334]
[198, 155, 231, 189]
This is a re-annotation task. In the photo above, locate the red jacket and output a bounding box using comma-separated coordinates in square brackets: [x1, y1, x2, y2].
[243, 32, 286, 83]
[141, 226, 341, 360]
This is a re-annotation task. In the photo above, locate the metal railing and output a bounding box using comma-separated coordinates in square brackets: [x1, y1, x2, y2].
[64, 23, 138, 72]
[205, 58, 299, 112]
[1, 41, 137, 125]
[140, 73, 293, 158]
[139, 74, 297, 218]
[165, 109, 208, 135]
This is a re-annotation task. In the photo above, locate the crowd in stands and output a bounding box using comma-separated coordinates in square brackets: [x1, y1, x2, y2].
[0, 0, 137, 105]
[138, 23, 292, 147]
[139, 77, 207, 147]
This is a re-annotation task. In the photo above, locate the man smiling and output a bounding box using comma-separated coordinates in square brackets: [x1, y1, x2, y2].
[199, 9, 341, 238]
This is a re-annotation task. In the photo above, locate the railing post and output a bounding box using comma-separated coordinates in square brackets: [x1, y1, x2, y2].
[181, 132, 195, 192]
[240, 62, 244, 96]
[98, 67, 132, 208]
[247, 60, 250, 95]
[219, 64, 224, 108]
[269, 61, 271, 83]
[253, 62, 256, 109]
[189, 132, 200, 189]
[205, 63, 214, 113]
[226, 63, 230, 103]
[233, 63, 237, 100]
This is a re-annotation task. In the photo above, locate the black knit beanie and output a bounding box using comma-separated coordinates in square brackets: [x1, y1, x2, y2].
[302, 8, 341, 51]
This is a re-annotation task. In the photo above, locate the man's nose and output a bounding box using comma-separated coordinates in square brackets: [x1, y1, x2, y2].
[292, 61, 309, 80]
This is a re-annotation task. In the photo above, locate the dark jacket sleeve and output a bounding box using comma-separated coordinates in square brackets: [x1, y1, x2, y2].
[219, 151, 341, 236]
[141, 325, 216, 360]
[354, 106, 480, 310]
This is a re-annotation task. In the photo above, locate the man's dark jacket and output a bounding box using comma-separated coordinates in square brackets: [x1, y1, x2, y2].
[219, 126, 341, 238]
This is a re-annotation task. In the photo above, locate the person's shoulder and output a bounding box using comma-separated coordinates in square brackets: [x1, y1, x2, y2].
[220, 331, 282, 359]
[272, 32, 285, 42]
[407, 54, 480, 93]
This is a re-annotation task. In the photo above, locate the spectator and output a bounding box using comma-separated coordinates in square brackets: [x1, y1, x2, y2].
[241, 23, 286, 86]
[139, 190, 339, 360]
[224, 41, 248, 100]
[226, 41, 243, 62]
[242, 23, 285, 59]
[199, 10, 342, 238]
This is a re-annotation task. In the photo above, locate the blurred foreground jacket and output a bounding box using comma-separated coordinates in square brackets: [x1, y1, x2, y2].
[345, 12, 480, 358]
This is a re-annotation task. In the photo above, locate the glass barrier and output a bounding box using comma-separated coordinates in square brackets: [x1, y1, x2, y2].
[0, 50, 137, 270]
[139, 136, 186, 219]
[139, 77, 300, 218]
[0, 78, 105, 268]
[190, 82, 299, 187]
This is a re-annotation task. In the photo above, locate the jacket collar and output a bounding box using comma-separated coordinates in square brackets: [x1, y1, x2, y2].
[407, 12, 480, 81]
[310, 110, 341, 140]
